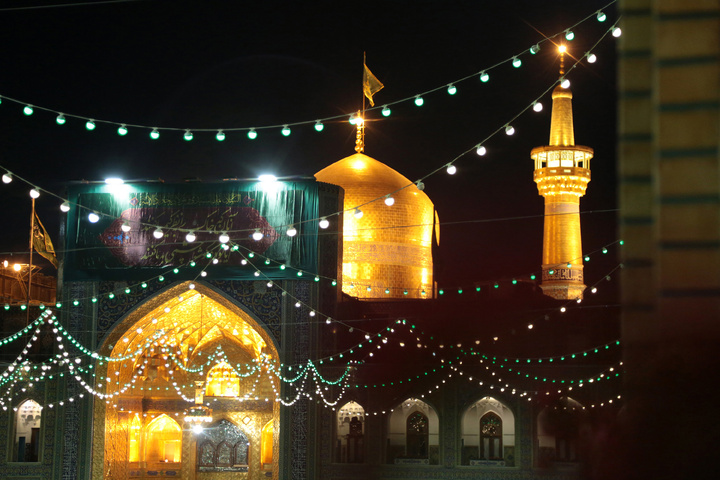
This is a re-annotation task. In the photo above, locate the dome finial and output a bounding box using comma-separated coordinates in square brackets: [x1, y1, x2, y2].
[558, 44, 566, 77]
[354, 111, 365, 153]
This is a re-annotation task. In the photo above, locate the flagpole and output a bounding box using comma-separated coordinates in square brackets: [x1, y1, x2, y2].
[27, 197, 35, 325]
[362, 52, 366, 114]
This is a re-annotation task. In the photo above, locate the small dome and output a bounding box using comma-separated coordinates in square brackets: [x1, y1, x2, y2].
[315, 153, 436, 299]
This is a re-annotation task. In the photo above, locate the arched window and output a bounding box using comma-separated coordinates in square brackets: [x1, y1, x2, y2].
[205, 362, 240, 397]
[128, 414, 142, 462]
[480, 412, 502, 460]
[145, 414, 182, 464]
[336, 401, 364, 463]
[196, 419, 249, 472]
[14, 399, 42, 462]
[387, 398, 439, 465]
[261, 420, 273, 466]
[460, 396, 515, 466]
[406, 412, 429, 458]
[537, 396, 586, 466]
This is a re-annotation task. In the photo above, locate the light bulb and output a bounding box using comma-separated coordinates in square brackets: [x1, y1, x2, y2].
[353, 208, 363, 219]
[384, 195, 395, 206]
[252, 229, 264, 241]
[88, 212, 100, 223]
[185, 231, 196, 243]
[447, 84, 457, 95]
[153, 228, 164, 239]
[318, 217, 329, 229]
[530, 44, 540, 54]
[286, 226, 297, 237]
[414, 96, 424, 106]
[56, 114, 66, 125]
[247, 128, 257, 139]
[587, 53, 597, 63]
[117, 124, 128, 136]
[416, 181, 425, 191]
[476, 145, 487, 156]
[105, 177, 124, 185]
[183, 130, 193, 141]
[446, 164, 457, 175]
[30, 188, 40, 199]
[505, 125, 515, 135]
[565, 30, 575, 41]
[561, 78, 571, 89]
[597, 11, 607, 22]
[121, 221, 131, 233]
[23, 105, 34, 115]
[612, 27, 622, 37]
[314, 121, 324, 132]
[381, 105, 391, 117]
[479, 71, 489, 83]
[60, 201, 70, 212]
[150, 129, 160, 140]
[219, 232, 230, 244]
[2, 173, 12, 184]
[533, 101, 543, 112]
[216, 130, 225, 141]
[512, 57, 522, 68]
[558, 44, 567, 54]
[281, 125, 291, 136]
[85, 120, 96, 131]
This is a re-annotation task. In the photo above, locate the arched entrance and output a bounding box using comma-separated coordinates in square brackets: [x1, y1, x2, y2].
[90, 282, 280, 480]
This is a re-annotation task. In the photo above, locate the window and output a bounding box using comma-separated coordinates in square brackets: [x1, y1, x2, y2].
[14, 399, 42, 462]
[145, 414, 182, 464]
[387, 398, 439, 464]
[261, 420, 273, 466]
[205, 362, 240, 397]
[336, 401, 364, 463]
[196, 419, 249, 472]
[406, 412, 428, 458]
[461, 397, 515, 466]
[480, 412, 502, 460]
[128, 414, 142, 462]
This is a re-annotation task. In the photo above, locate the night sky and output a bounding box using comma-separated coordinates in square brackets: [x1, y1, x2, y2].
[0, 0, 618, 289]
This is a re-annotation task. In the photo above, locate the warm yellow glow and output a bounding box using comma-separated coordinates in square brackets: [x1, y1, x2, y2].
[128, 414, 142, 462]
[261, 420, 273, 465]
[13, 263, 21, 271]
[316, 153, 436, 299]
[558, 44, 567, 53]
[205, 362, 240, 397]
[352, 158, 367, 170]
[145, 414, 182, 463]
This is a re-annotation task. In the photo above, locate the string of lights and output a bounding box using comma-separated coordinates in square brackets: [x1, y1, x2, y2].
[0, 2, 617, 142]
[0, 15, 621, 252]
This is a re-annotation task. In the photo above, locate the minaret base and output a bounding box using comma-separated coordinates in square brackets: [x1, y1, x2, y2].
[540, 283, 586, 301]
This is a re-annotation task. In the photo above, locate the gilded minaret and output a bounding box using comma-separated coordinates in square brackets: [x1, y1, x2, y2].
[531, 45, 594, 300]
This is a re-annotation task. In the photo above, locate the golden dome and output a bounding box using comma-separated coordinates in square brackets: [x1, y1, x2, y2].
[315, 153, 436, 299]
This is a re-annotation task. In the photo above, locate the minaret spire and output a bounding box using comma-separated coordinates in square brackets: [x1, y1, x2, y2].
[530, 45, 594, 300]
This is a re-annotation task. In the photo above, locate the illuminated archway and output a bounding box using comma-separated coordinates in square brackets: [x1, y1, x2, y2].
[91, 282, 280, 480]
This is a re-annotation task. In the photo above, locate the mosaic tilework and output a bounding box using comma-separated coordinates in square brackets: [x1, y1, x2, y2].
[61, 281, 91, 480]
[290, 281, 311, 480]
[0, 390, 55, 478]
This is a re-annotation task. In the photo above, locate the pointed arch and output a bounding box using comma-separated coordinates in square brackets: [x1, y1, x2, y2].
[336, 401, 365, 463]
[91, 281, 280, 480]
[460, 396, 515, 465]
[537, 396, 587, 465]
[205, 361, 241, 397]
[261, 420, 274, 465]
[387, 398, 439, 465]
[145, 414, 181, 464]
[13, 399, 42, 462]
